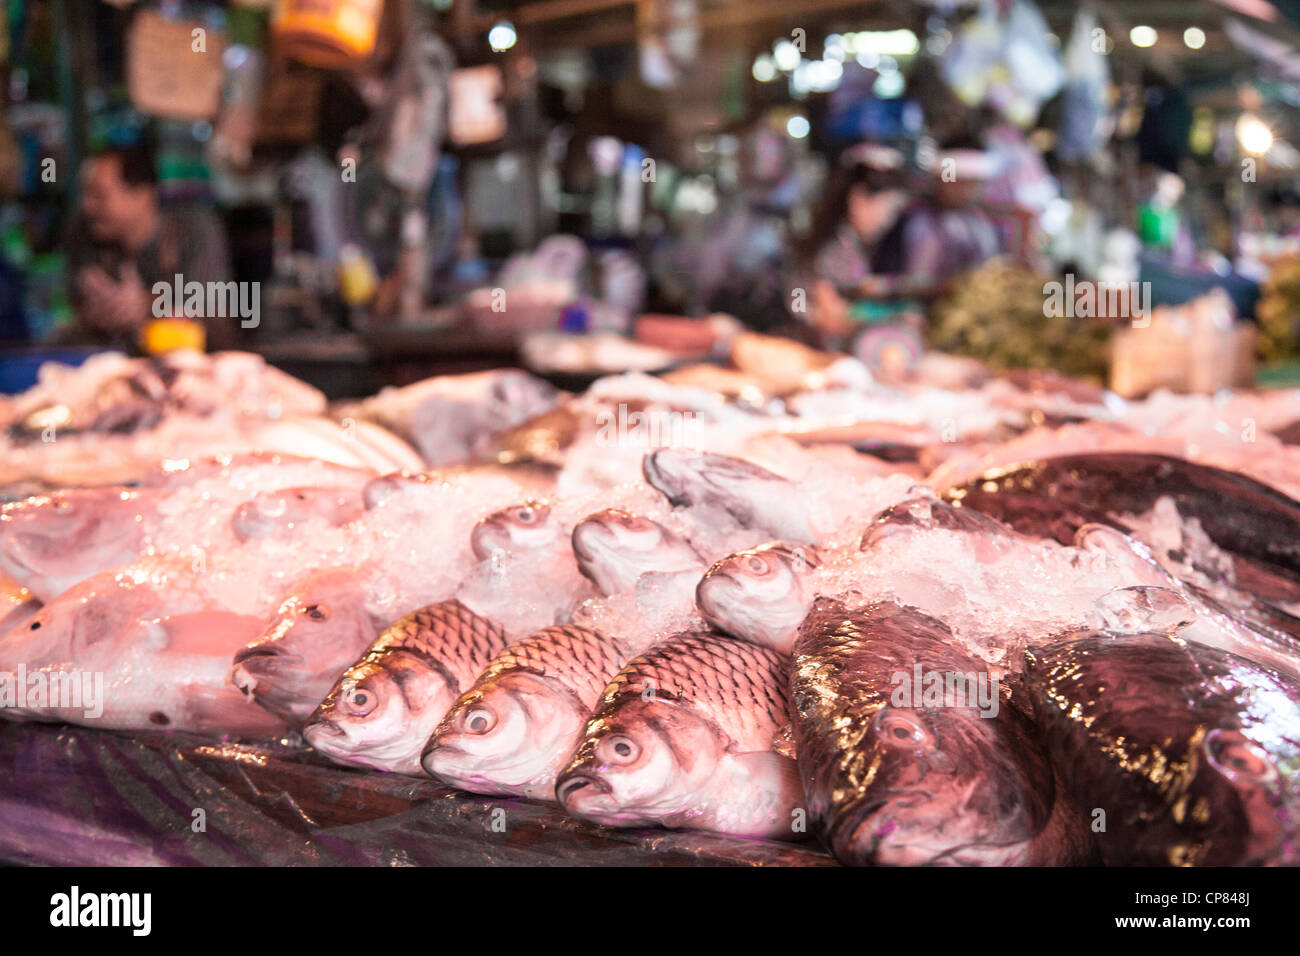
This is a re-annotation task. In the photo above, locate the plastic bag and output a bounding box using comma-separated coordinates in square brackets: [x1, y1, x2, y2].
[1057, 9, 1111, 162]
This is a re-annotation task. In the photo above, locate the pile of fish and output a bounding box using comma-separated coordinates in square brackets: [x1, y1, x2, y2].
[2, 345, 1299, 867]
[0, 351, 424, 490]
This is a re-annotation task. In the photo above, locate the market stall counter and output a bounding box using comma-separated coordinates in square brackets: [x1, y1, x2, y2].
[0, 722, 836, 866]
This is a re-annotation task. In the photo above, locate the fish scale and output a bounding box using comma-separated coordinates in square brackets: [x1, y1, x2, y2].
[598, 632, 790, 750]
[363, 600, 511, 691]
[473, 624, 630, 708]
[1024, 630, 1300, 865]
[790, 598, 1078, 866]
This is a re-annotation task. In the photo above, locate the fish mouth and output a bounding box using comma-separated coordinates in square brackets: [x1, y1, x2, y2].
[303, 719, 344, 745]
[570, 525, 601, 562]
[556, 773, 611, 807]
[232, 644, 286, 665]
[642, 452, 689, 506]
[833, 790, 934, 863]
[695, 574, 742, 622]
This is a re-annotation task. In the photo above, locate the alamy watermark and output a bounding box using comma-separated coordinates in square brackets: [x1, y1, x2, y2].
[49, 886, 150, 935]
[1043, 274, 1152, 327]
[889, 665, 999, 717]
[595, 403, 702, 449]
[152, 273, 260, 328]
[0, 665, 103, 719]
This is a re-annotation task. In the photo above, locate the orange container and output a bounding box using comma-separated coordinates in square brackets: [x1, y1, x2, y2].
[271, 0, 383, 69]
[141, 318, 206, 355]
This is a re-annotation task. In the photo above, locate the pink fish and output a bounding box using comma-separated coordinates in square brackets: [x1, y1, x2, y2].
[0, 557, 287, 736]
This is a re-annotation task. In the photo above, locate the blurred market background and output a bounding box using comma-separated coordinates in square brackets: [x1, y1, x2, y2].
[3, 0, 1300, 398]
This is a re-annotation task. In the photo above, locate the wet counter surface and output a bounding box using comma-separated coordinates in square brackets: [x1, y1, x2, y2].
[0, 723, 836, 866]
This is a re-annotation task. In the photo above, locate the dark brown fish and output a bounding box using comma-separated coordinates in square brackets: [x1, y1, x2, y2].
[1024, 629, 1300, 865]
[945, 453, 1300, 595]
[490, 406, 582, 467]
[791, 599, 1093, 866]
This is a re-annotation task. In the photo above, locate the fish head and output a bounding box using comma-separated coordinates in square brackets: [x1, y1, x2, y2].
[572, 509, 699, 595]
[0, 567, 200, 714]
[642, 449, 783, 523]
[303, 649, 452, 774]
[361, 472, 433, 510]
[230, 569, 380, 725]
[0, 489, 146, 597]
[696, 543, 819, 652]
[1200, 728, 1297, 862]
[833, 700, 1050, 866]
[423, 670, 589, 797]
[556, 698, 725, 827]
[231, 486, 364, 541]
[1, 587, 125, 668]
[470, 501, 555, 560]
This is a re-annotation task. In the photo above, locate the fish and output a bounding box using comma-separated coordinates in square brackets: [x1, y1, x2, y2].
[470, 501, 558, 560]
[695, 543, 822, 654]
[230, 486, 365, 541]
[360, 472, 438, 510]
[945, 453, 1300, 599]
[556, 632, 803, 839]
[423, 624, 634, 799]
[337, 368, 560, 467]
[1024, 629, 1300, 865]
[1076, 523, 1300, 679]
[0, 455, 378, 601]
[642, 448, 818, 543]
[0, 557, 287, 736]
[230, 565, 396, 726]
[490, 406, 582, 467]
[302, 600, 511, 775]
[790, 599, 1093, 865]
[141, 452, 374, 492]
[0, 488, 154, 600]
[571, 509, 703, 596]
[0, 574, 39, 634]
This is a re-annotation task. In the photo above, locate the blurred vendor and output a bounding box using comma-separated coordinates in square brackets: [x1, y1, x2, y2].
[798, 144, 915, 341]
[62, 146, 233, 351]
[902, 147, 1001, 294]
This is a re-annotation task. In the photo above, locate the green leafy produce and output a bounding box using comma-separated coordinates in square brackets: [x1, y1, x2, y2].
[927, 260, 1111, 382]
[1257, 256, 1300, 363]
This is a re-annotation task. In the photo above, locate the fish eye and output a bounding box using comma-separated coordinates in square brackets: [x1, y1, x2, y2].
[464, 706, 496, 734]
[53, 499, 73, 513]
[304, 604, 329, 622]
[343, 686, 376, 717]
[1206, 730, 1277, 785]
[744, 554, 769, 574]
[874, 709, 932, 750]
[515, 506, 535, 523]
[599, 734, 640, 764]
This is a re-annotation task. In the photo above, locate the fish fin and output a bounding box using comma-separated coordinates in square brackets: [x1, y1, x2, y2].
[724, 749, 805, 840]
[180, 683, 290, 737]
[158, 612, 267, 656]
[771, 722, 797, 760]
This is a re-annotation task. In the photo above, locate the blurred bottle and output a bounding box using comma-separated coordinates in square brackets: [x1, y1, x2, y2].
[338, 243, 379, 306]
